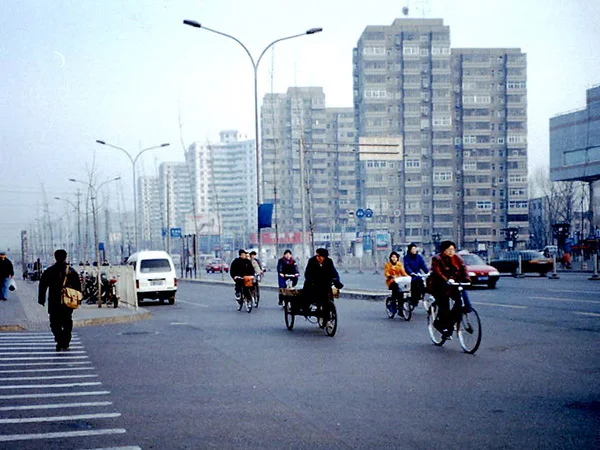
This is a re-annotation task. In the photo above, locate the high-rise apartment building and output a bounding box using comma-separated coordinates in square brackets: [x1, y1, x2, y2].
[186, 131, 256, 248]
[353, 18, 528, 252]
[158, 161, 193, 251]
[453, 48, 528, 248]
[261, 88, 358, 251]
[138, 175, 162, 249]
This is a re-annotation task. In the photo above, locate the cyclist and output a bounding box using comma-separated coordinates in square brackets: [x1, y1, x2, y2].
[302, 248, 343, 325]
[429, 240, 471, 339]
[403, 244, 429, 306]
[277, 249, 300, 305]
[248, 251, 264, 275]
[229, 249, 255, 301]
[384, 251, 408, 314]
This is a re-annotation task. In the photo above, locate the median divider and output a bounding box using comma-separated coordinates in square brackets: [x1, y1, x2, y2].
[182, 278, 388, 301]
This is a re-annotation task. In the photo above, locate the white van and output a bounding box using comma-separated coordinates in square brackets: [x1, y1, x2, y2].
[126, 250, 177, 304]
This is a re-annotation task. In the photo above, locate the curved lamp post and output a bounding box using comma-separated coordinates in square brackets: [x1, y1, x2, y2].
[95, 140, 170, 251]
[183, 19, 322, 260]
[69, 176, 121, 307]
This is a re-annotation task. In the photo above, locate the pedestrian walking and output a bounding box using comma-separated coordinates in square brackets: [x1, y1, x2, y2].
[0, 251, 14, 301]
[38, 249, 82, 351]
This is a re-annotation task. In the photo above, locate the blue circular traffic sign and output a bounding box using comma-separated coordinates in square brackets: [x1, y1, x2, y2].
[365, 208, 374, 218]
[356, 208, 365, 218]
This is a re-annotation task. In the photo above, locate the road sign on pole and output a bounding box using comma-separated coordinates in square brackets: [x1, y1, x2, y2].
[365, 208, 374, 218]
[170, 227, 182, 238]
[356, 209, 365, 219]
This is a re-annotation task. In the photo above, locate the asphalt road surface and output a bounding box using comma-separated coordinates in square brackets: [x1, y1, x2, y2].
[3, 273, 599, 449]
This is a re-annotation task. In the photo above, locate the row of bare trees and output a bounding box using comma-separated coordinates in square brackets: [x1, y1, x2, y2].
[529, 167, 591, 250]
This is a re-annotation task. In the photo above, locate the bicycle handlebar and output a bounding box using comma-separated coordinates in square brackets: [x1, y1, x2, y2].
[447, 279, 471, 287]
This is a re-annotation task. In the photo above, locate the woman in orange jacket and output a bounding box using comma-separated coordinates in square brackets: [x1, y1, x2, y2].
[384, 251, 408, 307]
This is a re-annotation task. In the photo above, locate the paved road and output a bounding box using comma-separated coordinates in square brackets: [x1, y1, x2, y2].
[2, 274, 599, 449]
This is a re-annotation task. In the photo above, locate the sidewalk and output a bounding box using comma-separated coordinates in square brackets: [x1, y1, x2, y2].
[0, 279, 151, 332]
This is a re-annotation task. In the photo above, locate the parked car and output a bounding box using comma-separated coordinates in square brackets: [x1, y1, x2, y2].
[458, 251, 500, 288]
[489, 250, 553, 276]
[126, 250, 177, 305]
[542, 245, 558, 258]
[206, 260, 229, 273]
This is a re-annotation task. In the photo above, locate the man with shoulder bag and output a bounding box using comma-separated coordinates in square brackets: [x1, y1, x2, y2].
[38, 249, 82, 351]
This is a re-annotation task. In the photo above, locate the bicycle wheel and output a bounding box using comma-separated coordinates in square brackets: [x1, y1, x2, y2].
[427, 304, 446, 346]
[284, 300, 295, 330]
[401, 298, 412, 321]
[458, 308, 482, 354]
[325, 301, 337, 337]
[245, 294, 253, 313]
[385, 297, 396, 319]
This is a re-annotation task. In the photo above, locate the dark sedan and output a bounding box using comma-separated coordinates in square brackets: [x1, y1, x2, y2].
[489, 250, 553, 276]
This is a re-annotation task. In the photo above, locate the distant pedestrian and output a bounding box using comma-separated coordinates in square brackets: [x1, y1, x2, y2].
[38, 249, 82, 351]
[0, 251, 14, 301]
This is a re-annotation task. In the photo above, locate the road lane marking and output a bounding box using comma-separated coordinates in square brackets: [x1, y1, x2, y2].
[0, 374, 98, 381]
[0, 351, 86, 355]
[0, 412, 121, 424]
[0, 390, 111, 400]
[0, 355, 89, 361]
[84, 447, 142, 450]
[528, 296, 600, 305]
[472, 301, 527, 309]
[574, 311, 600, 318]
[0, 381, 101, 389]
[0, 401, 112, 411]
[176, 299, 209, 308]
[0, 367, 95, 374]
[0, 428, 127, 442]
[554, 289, 600, 294]
[0, 361, 92, 367]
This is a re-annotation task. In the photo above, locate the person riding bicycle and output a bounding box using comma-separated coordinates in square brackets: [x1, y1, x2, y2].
[229, 249, 255, 301]
[302, 248, 343, 323]
[384, 251, 408, 314]
[403, 244, 429, 306]
[429, 240, 471, 339]
[248, 251, 264, 276]
[277, 249, 300, 305]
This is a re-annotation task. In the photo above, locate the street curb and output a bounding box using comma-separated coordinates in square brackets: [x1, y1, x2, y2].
[73, 309, 152, 328]
[181, 278, 388, 301]
[0, 325, 26, 332]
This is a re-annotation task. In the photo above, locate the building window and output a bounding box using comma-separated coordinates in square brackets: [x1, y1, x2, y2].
[476, 201, 492, 210]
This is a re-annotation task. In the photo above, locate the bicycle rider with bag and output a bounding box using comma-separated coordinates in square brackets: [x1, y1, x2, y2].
[229, 249, 255, 302]
[429, 240, 471, 339]
[384, 251, 408, 314]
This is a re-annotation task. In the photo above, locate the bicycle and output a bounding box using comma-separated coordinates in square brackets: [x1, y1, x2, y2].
[253, 273, 261, 308]
[234, 276, 255, 313]
[426, 280, 482, 354]
[385, 275, 413, 321]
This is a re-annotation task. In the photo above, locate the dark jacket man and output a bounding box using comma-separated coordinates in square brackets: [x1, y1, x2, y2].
[229, 250, 255, 299]
[303, 248, 343, 304]
[38, 249, 81, 351]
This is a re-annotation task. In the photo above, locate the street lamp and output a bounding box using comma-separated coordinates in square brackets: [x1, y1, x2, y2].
[95, 140, 170, 251]
[70, 176, 121, 307]
[54, 195, 81, 263]
[183, 19, 322, 260]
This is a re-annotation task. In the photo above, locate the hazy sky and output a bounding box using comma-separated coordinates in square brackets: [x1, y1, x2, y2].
[1, 0, 599, 252]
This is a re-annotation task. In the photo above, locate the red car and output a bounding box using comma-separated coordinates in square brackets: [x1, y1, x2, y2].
[458, 252, 500, 289]
[206, 260, 229, 273]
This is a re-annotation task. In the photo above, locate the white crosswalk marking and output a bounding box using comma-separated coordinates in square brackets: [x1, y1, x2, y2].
[0, 332, 140, 448]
